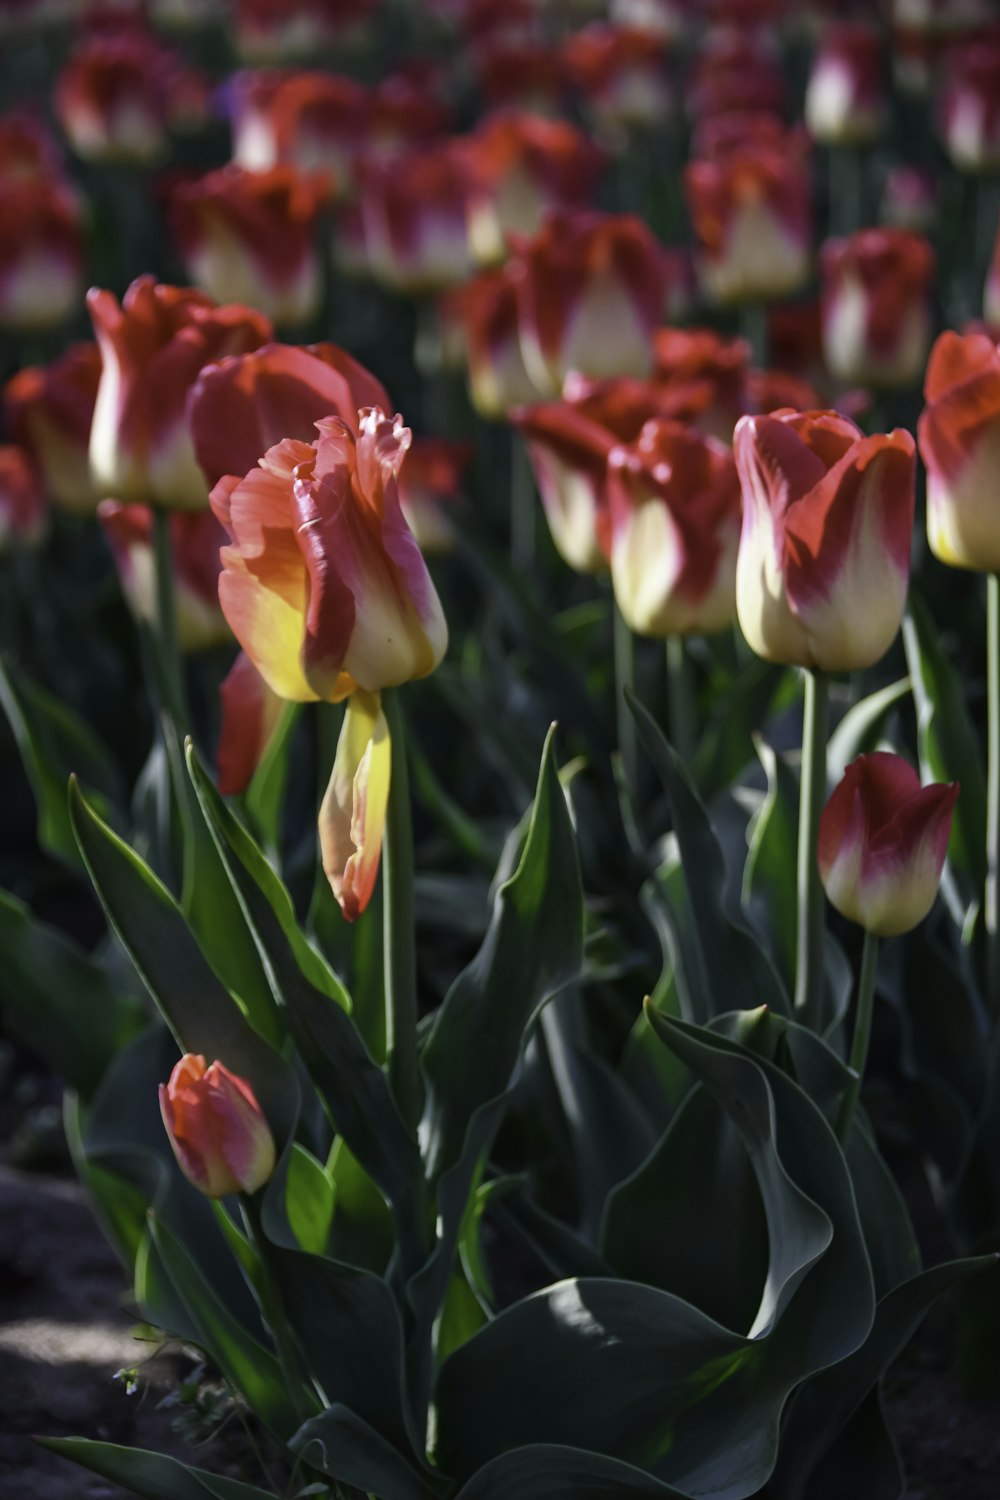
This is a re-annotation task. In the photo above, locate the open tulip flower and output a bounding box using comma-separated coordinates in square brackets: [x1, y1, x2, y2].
[820, 228, 934, 390]
[919, 329, 1000, 572]
[733, 408, 916, 671]
[87, 276, 272, 510]
[4, 341, 100, 513]
[169, 165, 329, 328]
[513, 209, 668, 394]
[608, 417, 741, 637]
[98, 500, 231, 652]
[160, 1053, 276, 1198]
[819, 753, 959, 937]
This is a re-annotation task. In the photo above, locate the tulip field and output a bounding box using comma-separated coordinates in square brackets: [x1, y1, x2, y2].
[4, 1, 1000, 1497]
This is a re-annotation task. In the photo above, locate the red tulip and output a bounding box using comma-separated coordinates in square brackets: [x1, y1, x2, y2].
[55, 32, 174, 165]
[358, 142, 473, 295]
[734, 408, 916, 670]
[513, 209, 667, 394]
[918, 329, 1000, 572]
[217, 650, 285, 797]
[451, 265, 543, 418]
[87, 276, 272, 510]
[263, 70, 370, 193]
[98, 501, 231, 652]
[564, 25, 673, 132]
[939, 40, 1000, 171]
[476, 41, 568, 116]
[397, 438, 472, 554]
[819, 753, 958, 936]
[609, 0, 690, 42]
[805, 23, 886, 146]
[0, 109, 62, 182]
[4, 342, 100, 513]
[689, 30, 785, 120]
[366, 74, 452, 158]
[160, 1053, 276, 1198]
[820, 228, 934, 389]
[0, 446, 46, 553]
[608, 418, 741, 636]
[229, 67, 297, 170]
[650, 326, 751, 442]
[234, 0, 374, 64]
[0, 178, 82, 332]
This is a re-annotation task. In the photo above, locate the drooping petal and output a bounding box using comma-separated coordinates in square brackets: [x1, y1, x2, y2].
[319, 690, 391, 922]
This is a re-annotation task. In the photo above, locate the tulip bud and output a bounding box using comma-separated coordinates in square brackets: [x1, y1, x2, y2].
[939, 40, 1000, 171]
[0, 446, 46, 554]
[733, 408, 916, 672]
[211, 408, 448, 703]
[609, 418, 741, 636]
[0, 179, 82, 333]
[159, 1053, 276, 1197]
[98, 501, 231, 652]
[819, 753, 958, 937]
[820, 228, 934, 390]
[918, 330, 1000, 573]
[3, 342, 100, 514]
[454, 265, 543, 419]
[319, 689, 391, 921]
[805, 23, 886, 147]
[263, 71, 370, 195]
[358, 143, 473, 296]
[170, 166, 328, 329]
[55, 34, 173, 166]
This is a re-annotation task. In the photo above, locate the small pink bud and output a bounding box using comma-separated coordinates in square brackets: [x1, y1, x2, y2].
[159, 1054, 276, 1198]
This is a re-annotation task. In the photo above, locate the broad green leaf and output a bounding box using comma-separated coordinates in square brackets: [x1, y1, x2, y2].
[742, 738, 799, 987]
[327, 1139, 395, 1272]
[244, 701, 301, 857]
[292, 1405, 440, 1500]
[0, 890, 143, 1096]
[438, 1271, 488, 1361]
[38, 1439, 278, 1500]
[826, 677, 911, 782]
[68, 779, 297, 1139]
[0, 658, 122, 867]
[285, 1142, 336, 1256]
[455, 1446, 692, 1498]
[628, 690, 790, 1019]
[903, 597, 986, 888]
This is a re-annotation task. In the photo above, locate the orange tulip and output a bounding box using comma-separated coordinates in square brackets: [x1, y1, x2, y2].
[98, 501, 231, 652]
[160, 1054, 276, 1198]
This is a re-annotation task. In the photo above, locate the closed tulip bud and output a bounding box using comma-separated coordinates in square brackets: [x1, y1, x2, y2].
[685, 137, 811, 307]
[55, 34, 172, 166]
[733, 408, 916, 671]
[455, 265, 543, 418]
[515, 209, 667, 394]
[805, 24, 885, 147]
[819, 753, 958, 936]
[0, 446, 46, 553]
[0, 179, 82, 332]
[820, 229, 934, 390]
[160, 1053, 276, 1197]
[609, 418, 741, 636]
[918, 330, 1000, 572]
[461, 112, 601, 268]
[98, 500, 231, 652]
[358, 143, 473, 296]
[4, 342, 100, 513]
[87, 276, 272, 510]
[170, 166, 328, 329]
[212, 408, 448, 703]
[319, 688, 391, 920]
[939, 41, 1000, 171]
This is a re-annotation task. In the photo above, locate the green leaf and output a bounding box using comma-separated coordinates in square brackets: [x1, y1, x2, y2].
[284, 1143, 336, 1256]
[0, 657, 122, 867]
[291, 1405, 440, 1500]
[38, 1438, 277, 1500]
[903, 597, 986, 888]
[628, 690, 790, 1020]
[455, 1446, 693, 1498]
[742, 738, 799, 987]
[438, 1271, 488, 1361]
[826, 677, 911, 782]
[244, 701, 301, 857]
[68, 779, 297, 1141]
[0, 890, 143, 1096]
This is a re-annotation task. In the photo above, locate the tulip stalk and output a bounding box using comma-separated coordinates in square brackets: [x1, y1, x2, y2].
[151, 507, 188, 728]
[795, 670, 830, 1023]
[510, 431, 536, 570]
[987, 573, 1000, 1009]
[241, 1198, 317, 1424]
[613, 603, 640, 804]
[665, 635, 695, 770]
[836, 929, 879, 1143]
[381, 689, 423, 1135]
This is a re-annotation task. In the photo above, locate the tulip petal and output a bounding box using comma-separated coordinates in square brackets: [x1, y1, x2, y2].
[217, 650, 286, 796]
[319, 690, 391, 922]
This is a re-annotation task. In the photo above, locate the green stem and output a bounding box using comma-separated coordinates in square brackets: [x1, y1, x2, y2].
[381, 689, 422, 1136]
[510, 431, 536, 570]
[836, 929, 880, 1144]
[794, 669, 831, 1024]
[151, 507, 188, 728]
[738, 299, 768, 367]
[241, 1199, 316, 1423]
[613, 602, 639, 805]
[665, 634, 695, 769]
[987, 574, 1000, 1011]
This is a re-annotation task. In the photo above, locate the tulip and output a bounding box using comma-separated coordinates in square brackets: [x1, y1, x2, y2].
[477, 42, 568, 116]
[234, 0, 373, 65]
[651, 326, 751, 442]
[87, 276, 272, 510]
[98, 500, 231, 652]
[453, 265, 543, 418]
[608, 417, 741, 636]
[733, 408, 916, 671]
[366, 74, 452, 160]
[169, 166, 329, 329]
[880, 164, 937, 232]
[217, 650, 286, 797]
[0, 446, 46, 553]
[805, 23, 885, 146]
[820, 228, 934, 389]
[0, 109, 63, 182]
[319, 689, 391, 922]
[461, 112, 601, 267]
[563, 25, 674, 134]
[189, 340, 390, 490]
[939, 41, 1000, 172]
[397, 438, 471, 554]
[513, 378, 664, 573]
[0, 179, 82, 332]
[610, 0, 689, 41]
[918, 330, 1000, 573]
[263, 71, 371, 193]
[685, 137, 811, 306]
[229, 68, 296, 171]
[211, 408, 448, 703]
[819, 753, 958, 937]
[55, 33, 173, 166]
[160, 1053, 276, 1198]
[689, 30, 785, 120]
[3, 342, 100, 513]
[514, 209, 668, 394]
[358, 143, 473, 295]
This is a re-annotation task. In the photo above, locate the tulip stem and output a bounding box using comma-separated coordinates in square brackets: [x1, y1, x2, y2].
[510, 431, 536, 570]
[241, 1199, 317, 1423]
[795, 669, 830, 1024]
[382, 689, 423, 1136]
[665, 635, 695, 769]
[836, 929, 880, 1144]
[987, 573, 1000, 1010]
[151, 507, 188, 728]
[613, 603, 640, 805]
